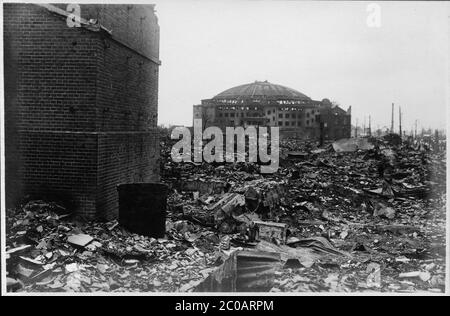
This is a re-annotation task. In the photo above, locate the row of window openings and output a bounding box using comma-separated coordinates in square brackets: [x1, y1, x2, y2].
[225, 121, 309, 126]
[277, 113, 314, 118]
[217, 105, 317, 111]
[219, 119, 314, 126]
[268, 109, 309, 114]
[278, 121, 310, 126]
[217, 106, 260, 111]
[218, 112, 316, 118]
[226, 121, 261, 126]
[218, 115, 317, 123]
[219, 112, 261, 118]
[215, 100, 309, 106]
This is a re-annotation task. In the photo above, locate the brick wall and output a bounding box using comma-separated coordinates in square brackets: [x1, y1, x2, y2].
[96, 132, 159, 220]
[17, 132, 98, 217]
[4, 3, 160, 219]
[4, 4, 99, 132]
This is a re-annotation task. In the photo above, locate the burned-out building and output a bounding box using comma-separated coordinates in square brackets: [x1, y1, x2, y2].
[193, 81, 351, 140]
[4, 3, 161, 219]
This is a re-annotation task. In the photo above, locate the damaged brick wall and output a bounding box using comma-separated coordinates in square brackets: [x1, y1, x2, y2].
[96, 132, 160, 220]
[4, 3, 160, 219]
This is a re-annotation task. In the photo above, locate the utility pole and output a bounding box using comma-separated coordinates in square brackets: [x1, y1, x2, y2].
[355, 118, 358, 138]
[363, 116, 366, 136]
[414, 120, 418, 139]
[369, 115, 372, 136]
[391, 103, 394, 133]
[399, 106, 402, 138]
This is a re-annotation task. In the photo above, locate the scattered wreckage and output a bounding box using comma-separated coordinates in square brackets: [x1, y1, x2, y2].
[5, 135, 446, 293]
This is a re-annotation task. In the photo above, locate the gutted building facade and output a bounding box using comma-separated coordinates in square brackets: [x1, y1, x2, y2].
[193, 81, 351, 140]
[4, 3, 160, 219]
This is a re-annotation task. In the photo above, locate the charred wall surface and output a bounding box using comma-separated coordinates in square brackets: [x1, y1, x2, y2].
[4, 3, 160, 219]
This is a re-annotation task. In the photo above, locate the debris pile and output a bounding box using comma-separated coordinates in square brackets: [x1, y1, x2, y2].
[5, 135, 446, 293]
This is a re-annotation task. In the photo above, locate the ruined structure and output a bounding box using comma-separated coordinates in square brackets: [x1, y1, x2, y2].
[4, 3, 160, 219]
[193, 81, 351, 140]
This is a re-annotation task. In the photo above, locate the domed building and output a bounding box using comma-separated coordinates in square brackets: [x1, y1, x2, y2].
[193, 80, 351, 140]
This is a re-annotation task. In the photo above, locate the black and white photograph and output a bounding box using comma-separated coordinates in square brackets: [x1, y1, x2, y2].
[1, 0, 448, 299]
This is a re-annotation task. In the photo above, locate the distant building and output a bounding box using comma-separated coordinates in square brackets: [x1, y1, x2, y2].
[193, 81, 351, 140]
[4, 3, 161, 219]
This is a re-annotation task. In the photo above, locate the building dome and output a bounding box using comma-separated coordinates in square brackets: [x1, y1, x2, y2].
[212, 80, 311, 100]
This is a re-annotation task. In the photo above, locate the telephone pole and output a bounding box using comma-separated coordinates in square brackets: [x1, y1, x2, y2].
[369, 115, 372, 136]
[390, 103, 394, 133]
[399, 106, 402, 137]
[363, 116, 366, 136]
[414, 120, 418, 139]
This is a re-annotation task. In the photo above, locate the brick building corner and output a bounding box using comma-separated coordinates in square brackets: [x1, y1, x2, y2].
[4, 3, 161, 219]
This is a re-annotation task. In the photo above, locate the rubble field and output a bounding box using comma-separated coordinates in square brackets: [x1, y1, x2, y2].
[5, 135, 446, 293]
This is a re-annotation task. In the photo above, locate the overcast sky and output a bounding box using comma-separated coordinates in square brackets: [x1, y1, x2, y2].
[154, 1, 448, 132]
